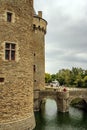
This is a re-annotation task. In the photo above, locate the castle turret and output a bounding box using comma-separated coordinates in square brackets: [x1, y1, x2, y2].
[33, 11, 47, 110]
[0, 0, 35, 130]
[33, 11, 47, 90]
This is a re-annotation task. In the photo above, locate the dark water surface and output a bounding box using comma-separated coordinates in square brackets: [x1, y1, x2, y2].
[34, 99, 87, 130]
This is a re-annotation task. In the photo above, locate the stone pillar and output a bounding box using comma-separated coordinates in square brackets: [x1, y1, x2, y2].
[57, 91, 69, 112]
[38, 11, 42, 18]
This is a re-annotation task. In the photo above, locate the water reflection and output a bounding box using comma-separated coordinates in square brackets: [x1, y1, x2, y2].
[34, 99, 87, 130]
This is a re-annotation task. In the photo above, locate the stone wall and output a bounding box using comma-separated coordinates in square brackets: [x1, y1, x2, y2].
[0, 0, 35, 130]
[39, 88, 87, 113]
[36, 90, 69, 113]
[33, 13, 47, 111]
[33, 12, 47, 91]
[69, 89, 87, 104]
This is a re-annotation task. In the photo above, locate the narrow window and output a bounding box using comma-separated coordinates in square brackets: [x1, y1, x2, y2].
[33, 24, 36, 30]
[7, 12, 12, 22]
[34, 53, 36, 56]
[0, 78, 4, 83]
[5, 43, 16, 60]
[33, 65, 36, 72]
[34, 80, 36, 82]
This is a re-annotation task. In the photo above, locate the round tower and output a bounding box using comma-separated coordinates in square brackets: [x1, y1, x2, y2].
[0, 0, 35, 130]
[33, 11, 47, 110]
[33, 11, 47, 91]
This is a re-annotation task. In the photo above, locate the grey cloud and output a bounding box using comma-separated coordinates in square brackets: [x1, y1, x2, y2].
[35, 0, 87, 73]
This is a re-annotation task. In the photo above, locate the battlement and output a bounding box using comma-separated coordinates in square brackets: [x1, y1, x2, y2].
[33, 11, 47, 34]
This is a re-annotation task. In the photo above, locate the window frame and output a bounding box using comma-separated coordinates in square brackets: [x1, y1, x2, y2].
[5, 10, 15, 23]
[7, 12, 13, 22]
[5, 42, 16, 61]
[0, 77, 5, 84]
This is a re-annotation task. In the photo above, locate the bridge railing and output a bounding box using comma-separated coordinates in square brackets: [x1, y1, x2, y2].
[45, 86, 87, 92]
[45, 86, 62, 91]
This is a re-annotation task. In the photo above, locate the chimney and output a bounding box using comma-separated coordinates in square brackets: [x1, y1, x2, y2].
[38, 11, 42, 18]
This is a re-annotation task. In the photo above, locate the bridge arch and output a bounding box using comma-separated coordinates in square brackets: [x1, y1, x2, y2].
[69, 89, 87, 106]
[68, 97, 87, 111]
[40, 98, 58, 112]
[39, 90, 69, 112]
[39, 92, 58, 111]
[69, 97, 87, 105]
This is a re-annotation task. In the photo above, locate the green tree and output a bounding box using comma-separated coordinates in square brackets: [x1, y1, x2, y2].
[51, 74, 57, 81]
[74, 75, 83, 87]
[45, 73, 51, 83]
[45, 67, 87, 88]
[71, 67, 84, 87]
[56, 69, 71, 86]
[83, 76, 87, 88]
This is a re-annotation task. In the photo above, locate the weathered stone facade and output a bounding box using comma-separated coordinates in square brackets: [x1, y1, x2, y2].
[33, 11, 47, 111]
[33, 11, 47, 91]
[35, 88, 87, 113]
[0, 0, 47, 129]
[0, 0, 36, 130]
[37, 90, 69, 113]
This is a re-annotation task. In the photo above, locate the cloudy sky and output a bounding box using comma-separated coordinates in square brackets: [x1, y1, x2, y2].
[34, 0, 87, 74]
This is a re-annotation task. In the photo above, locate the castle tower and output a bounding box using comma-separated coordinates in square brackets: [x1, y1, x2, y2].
[0, 0, 35, 130]
[33, 11, 47, 110]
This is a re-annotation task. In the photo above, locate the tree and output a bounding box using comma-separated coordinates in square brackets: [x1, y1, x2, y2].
[56, 69, 71, 86]
[51, 74, 57, 81]
[83, 76, 87, 88]
[74, 75, 83, 87]
[45, 73, 51, 83]
[45, 67, 87, 88]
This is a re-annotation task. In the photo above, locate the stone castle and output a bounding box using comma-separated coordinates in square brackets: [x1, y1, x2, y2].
[0, 0, 47, 130]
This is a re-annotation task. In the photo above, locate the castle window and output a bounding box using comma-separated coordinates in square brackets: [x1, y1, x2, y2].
[5, 11, 15, 23]
[5, 43, 16, 60]
[0, 78, 4, 83]
[34, 80, 36, 82]
[33, 65, 36, 72]
[7, 12, 12, 22]
[34, 53, 36, 56]
[38, 26, 41, 31]
[33, 24, 36, 30]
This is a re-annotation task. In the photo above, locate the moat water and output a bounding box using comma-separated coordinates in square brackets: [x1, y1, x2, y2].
[34, 99, 87, 130]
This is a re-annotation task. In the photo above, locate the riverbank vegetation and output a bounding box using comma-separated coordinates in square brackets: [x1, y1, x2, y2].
[45, 67, 87, 88]
[70, 98, 87, 111]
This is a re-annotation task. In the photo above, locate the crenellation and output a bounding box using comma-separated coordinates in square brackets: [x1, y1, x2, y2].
[33, 14, 47, 34]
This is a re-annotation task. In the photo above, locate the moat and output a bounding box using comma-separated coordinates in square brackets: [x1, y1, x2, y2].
[34, 99, 87, 130]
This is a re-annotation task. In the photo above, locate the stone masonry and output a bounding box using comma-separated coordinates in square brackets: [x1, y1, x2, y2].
[36, 88, 87, 113]
[33, 11, 47, 91]
[33, 11, 47, 110]
[0, 0, 36, 130]
[0, 0, 47, 129]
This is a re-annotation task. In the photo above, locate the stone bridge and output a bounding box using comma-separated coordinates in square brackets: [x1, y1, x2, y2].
[34, 87, 87, 112]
